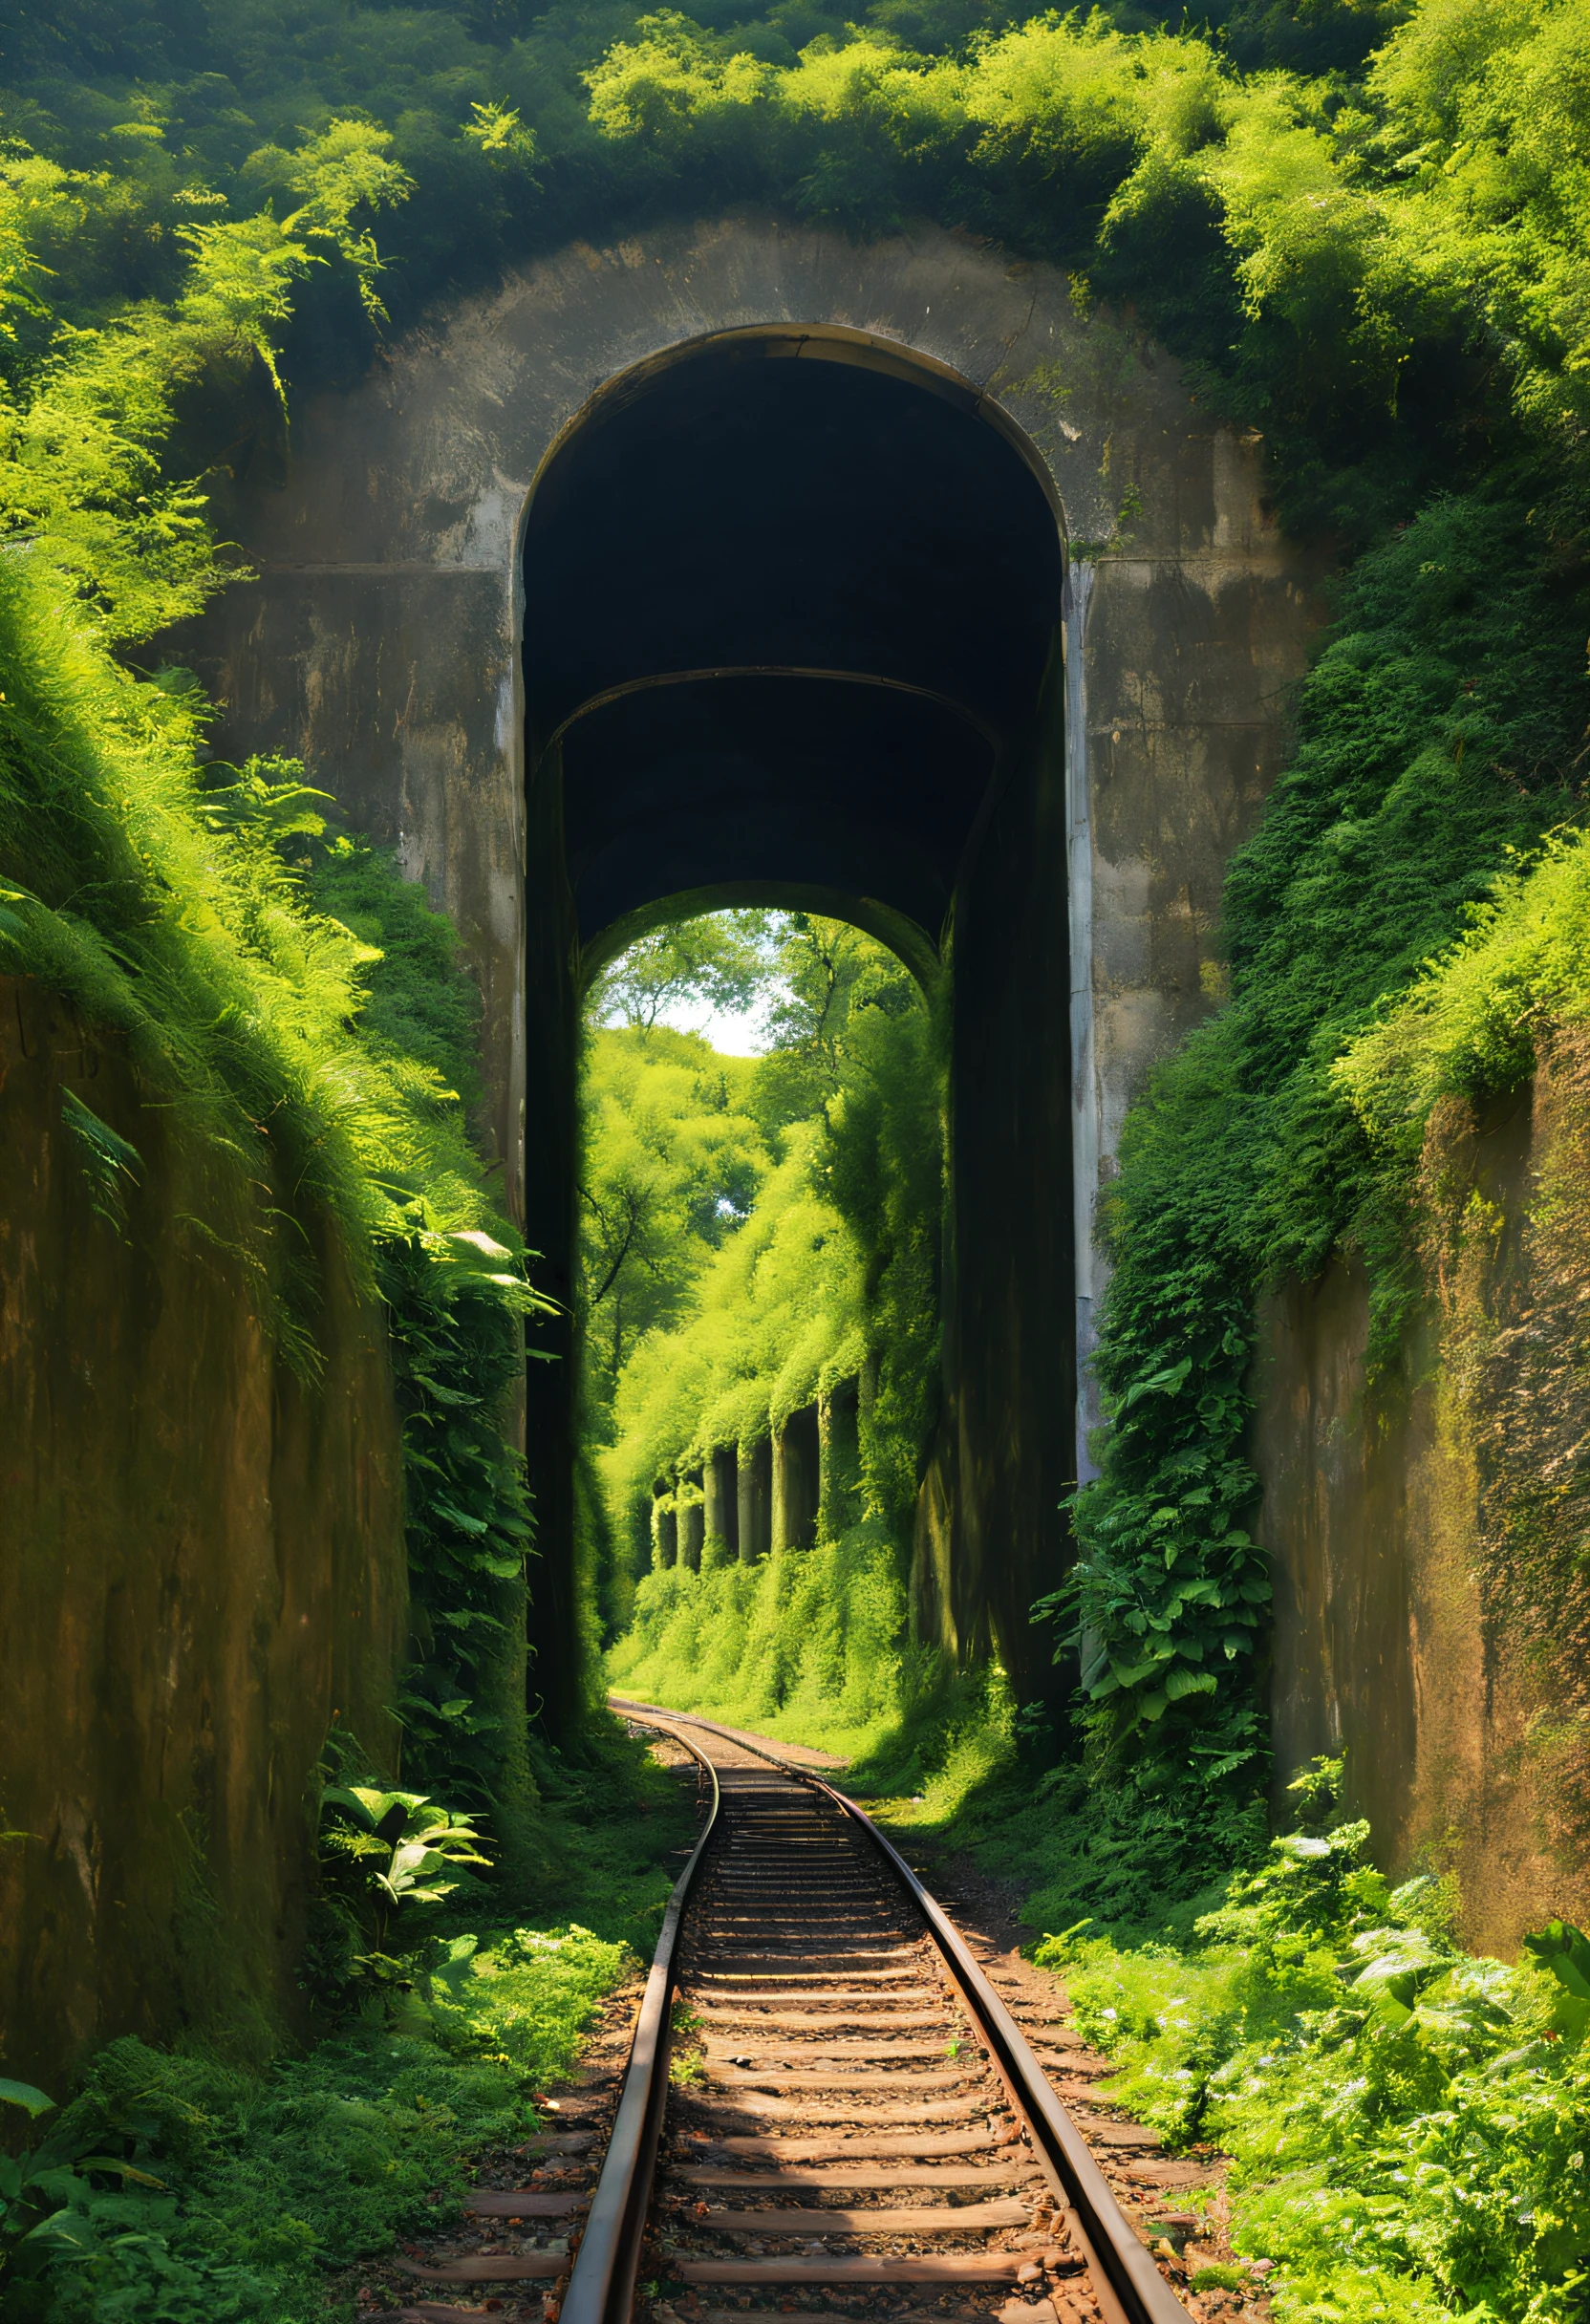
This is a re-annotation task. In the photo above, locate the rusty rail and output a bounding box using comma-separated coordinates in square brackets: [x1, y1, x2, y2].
[584, 1697, 1194, 2324]
[561, 1717, 721, 2324]
[814, 1775, 1192, 2324]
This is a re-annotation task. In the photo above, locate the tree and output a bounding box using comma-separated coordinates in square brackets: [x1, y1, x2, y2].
[578, 1025, 766, 1412]
[589, 914, 941, 1539]
[752, 915, 920, 1135]
[588, 911, 775, 1033]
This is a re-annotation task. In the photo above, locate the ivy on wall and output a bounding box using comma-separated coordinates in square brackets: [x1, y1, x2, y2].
[298, 833, 544, 1820]
[1334, 834, 1590, 1846]
[1051, 492, 1590, 1797]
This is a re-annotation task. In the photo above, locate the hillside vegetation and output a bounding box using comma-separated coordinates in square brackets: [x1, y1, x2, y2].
[2, 0, 1579, 1917]
[0, 68, 667, 2320]
[583, 915, 942, 1750]
[3, 0, 1587, 541]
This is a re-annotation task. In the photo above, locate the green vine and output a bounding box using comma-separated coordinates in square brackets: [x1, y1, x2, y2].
[299, 829, 548, 1818]
[1045, 489, 1590, 1792]
[381, 1226, 536, 1810]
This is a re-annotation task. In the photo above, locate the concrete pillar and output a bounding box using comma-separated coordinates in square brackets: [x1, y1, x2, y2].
[679, 1466, 704, 1573]
[819, 1377, 862, 1541]
[704, 1445, 739, 1567]
[737, 1436, 771, 1565]
[630, 1495, 653, 1583]
[654, 1489, 677, 1570]
[774, 1404, 821, 1554]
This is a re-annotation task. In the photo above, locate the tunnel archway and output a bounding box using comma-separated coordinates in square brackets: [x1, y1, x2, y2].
[521, 326, 1067, 978]
[519, 322, 1077, 1733]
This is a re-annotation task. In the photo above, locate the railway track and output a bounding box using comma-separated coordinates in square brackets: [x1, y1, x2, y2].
[372, 1707, 1205, 2324]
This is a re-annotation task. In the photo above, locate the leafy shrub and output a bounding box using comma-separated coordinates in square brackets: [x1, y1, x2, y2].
[0, 1915, 634, 2323]
[1031, 1767, 1590, 2324]
[317, 1780, 492, 1971]
[965, 1757, 1267, 1946]
[610, 1514, 910, 1754]
[423, 1924, 631, 2080]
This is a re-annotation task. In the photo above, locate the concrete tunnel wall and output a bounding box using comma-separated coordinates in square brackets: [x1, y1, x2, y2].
[0, 982, 407, 2087]
[179, 210, 1325, 1724]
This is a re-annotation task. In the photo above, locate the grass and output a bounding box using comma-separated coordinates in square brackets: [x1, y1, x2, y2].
[4, 1721, 698, 2323]
[13, 1950, 610, 2323]
[606, 1524, 912, 1765]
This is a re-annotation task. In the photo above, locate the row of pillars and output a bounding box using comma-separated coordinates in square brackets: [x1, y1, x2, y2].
[654, 1379, 861, 1572]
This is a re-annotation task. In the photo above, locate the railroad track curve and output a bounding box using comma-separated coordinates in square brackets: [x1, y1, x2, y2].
[373, 1703, 1201, 2324]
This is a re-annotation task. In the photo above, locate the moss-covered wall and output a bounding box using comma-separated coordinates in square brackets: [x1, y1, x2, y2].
[0, 979, 407, 2089]
[1257, 1031, 1590, 1955]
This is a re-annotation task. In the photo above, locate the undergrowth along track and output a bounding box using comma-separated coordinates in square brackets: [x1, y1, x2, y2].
[369, 1707, 1202, 2324]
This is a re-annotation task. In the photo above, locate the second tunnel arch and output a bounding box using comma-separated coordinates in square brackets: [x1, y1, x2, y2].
[521, 323, 1069, 988]
[528, 321, 1081, 1731]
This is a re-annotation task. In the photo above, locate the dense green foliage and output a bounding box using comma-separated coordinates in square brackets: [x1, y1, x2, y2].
[1335, 824, 1590, 1147]
[2, 0, 1585, 1817]
[591, 914, 943, 1737]
[0, 118, 596, 2324]
[589, 911, 768, 1035]
[0, 125, 410, 634]
[0, 1726, 697, 2319]
[0, 94, 546, 1836]
[576, 0, 1590, 538]
[2, 1923, 634, 2318]
[611, 1533, 913, 1751]
[582, 0, 1585, 430]
[302, 837, 540, 1818]
[1031, 1768, 1590, 2324]
[0, 636, 543, 1823]
[0, 108, 523, 1344]
[2, 0, 1587, 560]
[6, 6, 1590, 2322]
[1053, 487, 1589, 1815]
[0, 570, 537, 1357]
[596, 916, 938, 1523]
[580, 1024, 764, 1410]
[382, 1221, 538, 1813]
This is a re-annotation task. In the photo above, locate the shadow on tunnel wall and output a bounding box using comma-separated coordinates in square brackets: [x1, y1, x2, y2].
[519, 325, 1075, 1727]
[920, 651, 1076, 1717]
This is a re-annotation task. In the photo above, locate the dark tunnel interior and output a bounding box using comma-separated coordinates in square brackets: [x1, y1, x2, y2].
[521, 329, 1066, 958]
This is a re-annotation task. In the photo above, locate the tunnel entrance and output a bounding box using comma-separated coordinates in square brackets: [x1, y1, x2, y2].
[520, 325, 1074, 1736]
[522, 327, 1066, 974]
